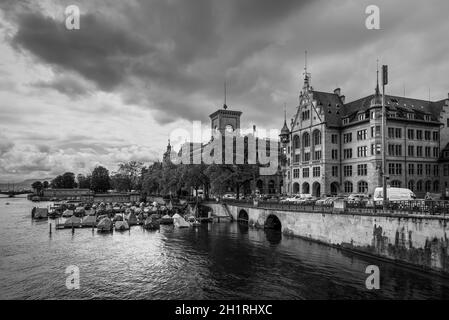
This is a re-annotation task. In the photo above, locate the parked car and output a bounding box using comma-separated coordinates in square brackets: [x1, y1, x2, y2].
[347, 194, 369, 204]
[315, 197, 333, 206]
[223, 193, 237, 199]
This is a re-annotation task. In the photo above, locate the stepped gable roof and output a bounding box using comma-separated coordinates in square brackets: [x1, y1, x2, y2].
[310, 90, 345, 127]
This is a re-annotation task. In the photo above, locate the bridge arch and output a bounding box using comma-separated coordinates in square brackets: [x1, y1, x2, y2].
[264, 214, 282, 230]
[237, 209, 249, 224]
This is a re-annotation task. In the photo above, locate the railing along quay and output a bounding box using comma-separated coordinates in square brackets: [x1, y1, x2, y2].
[220, 198, 449, 217]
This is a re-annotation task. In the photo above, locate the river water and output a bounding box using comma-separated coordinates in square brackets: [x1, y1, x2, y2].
[1, 195, 449, 299]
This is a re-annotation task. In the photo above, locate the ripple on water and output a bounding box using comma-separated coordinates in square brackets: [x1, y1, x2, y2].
[1, 197, 449, 299]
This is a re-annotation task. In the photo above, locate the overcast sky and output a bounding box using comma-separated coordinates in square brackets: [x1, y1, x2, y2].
[1, 0, 448, 182]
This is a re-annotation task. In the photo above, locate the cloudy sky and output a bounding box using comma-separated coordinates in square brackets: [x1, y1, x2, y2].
[0, 0, 448, 182]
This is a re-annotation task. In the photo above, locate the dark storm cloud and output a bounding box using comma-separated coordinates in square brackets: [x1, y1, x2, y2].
[12, 10, 151, 90]
[6, 0, 312, 124]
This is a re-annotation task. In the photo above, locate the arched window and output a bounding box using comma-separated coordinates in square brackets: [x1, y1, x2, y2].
[293, 135, 300, 149]
[358, 181, 368, 193]
[391, 180, 401, 188]
[303, 132, 310, 148]
[433, 181, 439, 192]
[344, 181, 353, 193]
[417, 180, 423, 192]
[312, 130, 321, 146]
[408, 180, 415, 191]
[293, 182, 299, 194]
[425, 180, 431, 192]
[302, 182, 310, 194]
[268, 180, 276, 194]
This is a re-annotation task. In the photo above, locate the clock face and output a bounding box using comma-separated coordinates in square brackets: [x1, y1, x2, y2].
[225, 124, 234, 133]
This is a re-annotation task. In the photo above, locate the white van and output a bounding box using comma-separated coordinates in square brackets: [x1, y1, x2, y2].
[373, 187, 416, 202]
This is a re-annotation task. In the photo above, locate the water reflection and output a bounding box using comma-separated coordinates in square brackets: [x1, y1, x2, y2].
[1, 197, 449, 299]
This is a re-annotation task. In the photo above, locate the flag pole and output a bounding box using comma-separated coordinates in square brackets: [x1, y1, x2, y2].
[382, 65, 388, 209]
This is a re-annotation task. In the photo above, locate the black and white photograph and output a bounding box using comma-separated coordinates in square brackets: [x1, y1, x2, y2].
[1, 0, 449, 309]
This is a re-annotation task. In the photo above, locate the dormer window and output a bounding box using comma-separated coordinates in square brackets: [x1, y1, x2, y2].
[343, 118, 349, 125]
[390, 112, 397, 118]
[407, 113, 414, 120]
[424, 115, 431, 121]
[358, 114, 365, 121]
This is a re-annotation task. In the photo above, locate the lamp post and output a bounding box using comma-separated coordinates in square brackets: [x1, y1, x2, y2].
[382, 65, 388, 209]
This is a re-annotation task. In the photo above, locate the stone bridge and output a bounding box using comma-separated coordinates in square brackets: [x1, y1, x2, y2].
[202, 201, 449, 275]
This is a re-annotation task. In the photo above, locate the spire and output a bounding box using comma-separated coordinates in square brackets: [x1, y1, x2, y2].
[223, 81, 228, 110]
[303, 50, 311, 91]
[280, 103, 290, 135]
[375, 59, 380, 96]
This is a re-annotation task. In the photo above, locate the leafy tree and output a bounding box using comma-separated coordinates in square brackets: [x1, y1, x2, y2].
[50, 175, 64, 188]
[77, 174, 91, 189]
[31, 181, 43, 194]
[117, 161, 144, 191]
[42, 181, 49, 189]
[110, 172, 132, 192]
[61, 172, 77, 188]
[142, 162, 163, 195]
[91, 166, 111, 192]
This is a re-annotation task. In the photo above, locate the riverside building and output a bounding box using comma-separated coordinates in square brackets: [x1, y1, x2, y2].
[279, 68, 449, 198]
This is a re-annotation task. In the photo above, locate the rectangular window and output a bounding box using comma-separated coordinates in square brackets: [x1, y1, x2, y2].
[388, 128, 394, 138]
[331, 149, 338, 160]
[314, 150, 322, 160]
[389, 163, 402, 175]
[417, 146, 423, 157]
[357, 129, 367, 141]
[425, 147, 431, 158]
[416, 130, 423, 140]
[304, 152, 310, 162]
[357, 164, 367, 176]
[332, 166, 338, 177]
[357, 146, 367, 157]
[407, 129, 414, 140]
[395, 128, 402, 138]
[444, 164, 449, 176]
[343, 133, 352, 143]
[425, 164, 431, 175]
[425, 131, 431, 141]
[417, 164, 423, 175]
[371, 143, 381, 155]
[313, 166, 321, 177]
[343, 165, 352, 177]
[343, 148, 353, 159]
[294, 154, 300, 163]
[293, 169, 300, 178]
[433, 147, 439, 158]
[408, 164, 415, 175]
[433, 131, 439, 141]
[408, 145, 414, 157]
[434, 165, 439, 176]
[331, 134, 338, 144]
[302, 168, 309, 178]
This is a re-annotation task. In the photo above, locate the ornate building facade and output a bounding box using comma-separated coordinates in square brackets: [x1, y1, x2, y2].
[280, 70, 449, 198]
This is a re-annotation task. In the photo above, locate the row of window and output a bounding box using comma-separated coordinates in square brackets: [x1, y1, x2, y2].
[343, 181, 368, 193]
[343, 164, 368, 177]
[292, 130, 322, 149]
[341, 128, 439, 144]
[389, 163, 439, 176]
[293, 167, 322, 178]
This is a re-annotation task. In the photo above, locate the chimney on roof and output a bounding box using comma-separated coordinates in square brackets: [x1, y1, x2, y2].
[340, 95, 345, 104]
[333, 88, 341, 96]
